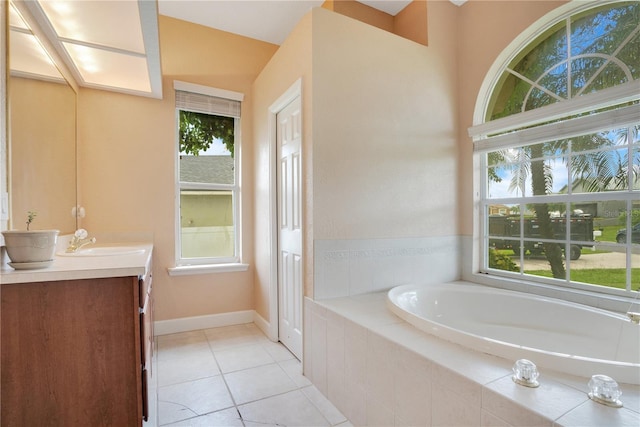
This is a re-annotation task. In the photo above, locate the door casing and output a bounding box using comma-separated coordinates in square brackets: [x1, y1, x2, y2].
[266, 79, 303, 348]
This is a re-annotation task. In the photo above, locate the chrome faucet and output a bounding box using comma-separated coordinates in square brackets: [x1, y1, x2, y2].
[627, 312, 640, 324]
[66, 229, 96, 253]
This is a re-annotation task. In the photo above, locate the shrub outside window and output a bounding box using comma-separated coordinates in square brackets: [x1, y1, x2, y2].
[472, 1, 639, 294]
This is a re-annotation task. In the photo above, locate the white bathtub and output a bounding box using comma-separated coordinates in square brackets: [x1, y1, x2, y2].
[387, 281, 640, 385]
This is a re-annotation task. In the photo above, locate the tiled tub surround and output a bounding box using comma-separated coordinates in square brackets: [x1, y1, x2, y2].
[303, 292, 640, 427]
[314, 236, 461, 300]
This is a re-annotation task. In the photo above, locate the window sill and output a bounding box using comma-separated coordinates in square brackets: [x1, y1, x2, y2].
[470, 271, 639, 314]
[167, 263, 249, 276]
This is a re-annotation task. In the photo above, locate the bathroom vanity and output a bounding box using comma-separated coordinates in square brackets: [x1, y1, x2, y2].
[0, 243, 154, 427]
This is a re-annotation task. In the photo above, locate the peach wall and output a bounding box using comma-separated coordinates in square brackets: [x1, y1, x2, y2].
[323, 0, 428, 46]
[456, 0, 568, 236]
[394, 1, 428, 46]
[252, 4, 459, 321]
[77, 16, 277, 321]
[323, 0, 394, 32]
[312, 2, 458, 240]
[251, 12, 313, 321]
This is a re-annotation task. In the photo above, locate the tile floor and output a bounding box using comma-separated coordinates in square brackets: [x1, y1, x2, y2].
[157, 323, 351, 427]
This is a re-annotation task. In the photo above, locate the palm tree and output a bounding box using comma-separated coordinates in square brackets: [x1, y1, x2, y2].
[569, 126, 639, 193]
[499, 124, 638, 278]
[529, 144, 566, 278]
[501, 143, 566, 277]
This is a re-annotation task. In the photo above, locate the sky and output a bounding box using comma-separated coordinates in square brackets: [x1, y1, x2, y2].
[488, 156, 569, 199]
[180, 137, 231, 156]
[201, 138, 231, 156]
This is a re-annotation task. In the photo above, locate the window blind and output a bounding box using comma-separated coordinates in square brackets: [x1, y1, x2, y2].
[176, 90, 241, 118]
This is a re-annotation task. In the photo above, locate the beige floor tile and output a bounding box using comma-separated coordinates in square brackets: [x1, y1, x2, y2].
[158, 330, 208, 346]
[158, 376, 234, 424]
[214, 343, 275, 373]
[157, 324, 348, 427]
[163, 407, 244, 426]
[238, 389, 330, 426]
[157, 330, 213, 362]
[158, 352, 220, 387]
[157, 331, 220, 387]
[243, 422, 279, 427]
[262, 340, 297, 362]
[205, 324, 268, 351]
[302, 385, 348, 426]
[279, 357, 312, 388]
[224, 362, 298, 404]
[158, 400, 198, 426]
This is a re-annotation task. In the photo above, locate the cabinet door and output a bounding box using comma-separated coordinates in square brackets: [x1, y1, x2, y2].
[1, 277, 142, 427]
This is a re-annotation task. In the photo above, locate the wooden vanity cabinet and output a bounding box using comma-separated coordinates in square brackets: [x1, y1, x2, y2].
[1, 271, 153, 427]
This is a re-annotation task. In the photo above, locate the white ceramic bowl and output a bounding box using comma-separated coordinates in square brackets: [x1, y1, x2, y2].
[2, 230, 60, 263]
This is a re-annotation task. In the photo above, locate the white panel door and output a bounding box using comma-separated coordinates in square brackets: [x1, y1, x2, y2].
[277, 96, 302, 360]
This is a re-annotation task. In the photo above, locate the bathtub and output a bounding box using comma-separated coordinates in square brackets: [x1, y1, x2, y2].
[387, 281, 640, 385]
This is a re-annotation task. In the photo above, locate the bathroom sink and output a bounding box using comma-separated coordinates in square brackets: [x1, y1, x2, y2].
[57, 246, 145, 257]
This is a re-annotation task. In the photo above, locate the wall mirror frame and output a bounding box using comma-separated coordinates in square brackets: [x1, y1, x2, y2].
[6, 0, 78, 234]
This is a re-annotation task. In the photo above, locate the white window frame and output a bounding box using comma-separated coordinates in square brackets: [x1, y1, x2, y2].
[468, 0, 640, 304]
[171, 81, 246, 272]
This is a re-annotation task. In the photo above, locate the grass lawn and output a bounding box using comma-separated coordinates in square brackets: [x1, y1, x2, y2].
[491, 223, 639, 291]
[496, 221, 640, 291]
[595, 224, 623, 243]
[525, 268, 639, 291]
[492, 249, 639, 291]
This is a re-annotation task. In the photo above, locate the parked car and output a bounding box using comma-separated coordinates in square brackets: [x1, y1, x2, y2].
[616, 223, 640, 244]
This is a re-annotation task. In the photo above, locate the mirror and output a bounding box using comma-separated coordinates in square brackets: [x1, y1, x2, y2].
[8, 1, 76, 233]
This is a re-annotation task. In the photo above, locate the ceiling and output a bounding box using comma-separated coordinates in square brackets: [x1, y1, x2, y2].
[9, 0, 466, 98]
[157, 0, 418, 45]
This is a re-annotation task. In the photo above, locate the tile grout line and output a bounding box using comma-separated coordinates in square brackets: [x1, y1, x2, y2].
[206, 324, 300, 425]
[213, 333, 316, 425]
[158, 325, 349, 426]
[205, 331, 247, 426]
[255, 337, 342, 427]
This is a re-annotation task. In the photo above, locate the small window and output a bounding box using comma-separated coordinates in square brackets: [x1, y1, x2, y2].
[175, 83, 242, 265]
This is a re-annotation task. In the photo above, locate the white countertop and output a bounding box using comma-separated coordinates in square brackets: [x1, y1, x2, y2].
[0, 241, 153, 285]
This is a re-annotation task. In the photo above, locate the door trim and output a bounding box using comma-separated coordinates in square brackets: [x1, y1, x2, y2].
[267, 78, 302, 343]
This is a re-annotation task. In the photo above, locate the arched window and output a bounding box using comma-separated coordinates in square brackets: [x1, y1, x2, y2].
[470, 1, 639, 295]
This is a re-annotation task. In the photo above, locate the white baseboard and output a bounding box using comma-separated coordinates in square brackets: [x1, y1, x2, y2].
[154, 310, 255, 336]
[252, 310, 277, 342]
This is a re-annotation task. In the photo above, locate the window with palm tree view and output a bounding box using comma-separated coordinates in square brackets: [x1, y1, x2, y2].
[478, 1, 639, 294]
